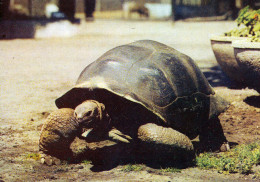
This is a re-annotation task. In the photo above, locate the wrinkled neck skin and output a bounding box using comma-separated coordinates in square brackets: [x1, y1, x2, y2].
[85, 112, 111, 130]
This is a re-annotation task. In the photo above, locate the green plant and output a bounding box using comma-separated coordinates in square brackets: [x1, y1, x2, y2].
[160, 167, 181, 173]
[121, 164, 144, 172]
[81, 160, 92, 165]
[196, 142, 260, 174]
[26, 153, 41, 161]
[225, 6, 260, 42]
[253, 170, 260, 180]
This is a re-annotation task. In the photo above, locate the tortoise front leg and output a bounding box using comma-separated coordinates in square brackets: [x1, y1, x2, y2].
[39, 108, 78, 165]
[199, 117, 230, 152]
[136, 123, 194, 163]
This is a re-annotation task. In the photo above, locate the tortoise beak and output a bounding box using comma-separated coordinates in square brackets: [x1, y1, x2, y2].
[81, 128, 93, 138]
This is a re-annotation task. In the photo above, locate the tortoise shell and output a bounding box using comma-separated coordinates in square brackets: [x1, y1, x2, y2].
[56, 40, 226, 139]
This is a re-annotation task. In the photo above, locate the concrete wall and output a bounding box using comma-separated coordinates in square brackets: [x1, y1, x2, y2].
[31, 0, 49, 17]
[10, 0, 50, 17]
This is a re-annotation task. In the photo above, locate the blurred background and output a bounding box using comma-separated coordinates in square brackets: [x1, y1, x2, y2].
[0, 0, 259, 39]
[1, 1, 259, 22]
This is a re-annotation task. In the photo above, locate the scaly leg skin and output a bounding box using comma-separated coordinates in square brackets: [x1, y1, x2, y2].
[39, 108, 79, 165]
[137, 123, 194, 164]
[199, 117, 230, 152]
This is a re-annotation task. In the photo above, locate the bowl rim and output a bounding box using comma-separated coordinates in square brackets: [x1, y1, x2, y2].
[210, 34, 248, 42]
[232, 40, 260, 49]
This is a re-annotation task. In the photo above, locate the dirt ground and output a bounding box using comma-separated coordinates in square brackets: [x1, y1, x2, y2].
[0, 19, 260, 182]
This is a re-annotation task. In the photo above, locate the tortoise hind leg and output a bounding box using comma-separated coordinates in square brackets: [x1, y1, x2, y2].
[136, 123, 194, 166]
[199, 117, 230, 152]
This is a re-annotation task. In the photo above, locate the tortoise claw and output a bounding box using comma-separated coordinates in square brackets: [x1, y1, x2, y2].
[40, 154, 61, 166]
[220, 142, 230, 152]
[81, 128, 93, 138]
[108, 128, 132, 143]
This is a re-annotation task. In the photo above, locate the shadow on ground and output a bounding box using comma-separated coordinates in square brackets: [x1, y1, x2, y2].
[69, 136, 241, 172]
[70, 139, 196, 172]
[202, 65, 246, 89]
[244, 95, 260, 108]
[0, 20, 42, 39]
[72, 139, 240, 172]
[0, 19, 80, 39]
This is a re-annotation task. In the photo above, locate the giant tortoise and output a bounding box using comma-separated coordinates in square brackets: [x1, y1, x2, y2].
[39, 40, 230, 165]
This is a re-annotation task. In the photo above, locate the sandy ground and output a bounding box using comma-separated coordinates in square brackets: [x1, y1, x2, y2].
[0, 19, 260, 181]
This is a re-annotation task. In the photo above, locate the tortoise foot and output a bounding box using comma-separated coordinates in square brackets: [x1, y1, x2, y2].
[220, 142, 230, 152]
[40, 153, 61, 166]
[198, 141, 230, 153]
[199, 117, 229, 152]
[137, 123, 195, 163]
[138, 123, 194, 150]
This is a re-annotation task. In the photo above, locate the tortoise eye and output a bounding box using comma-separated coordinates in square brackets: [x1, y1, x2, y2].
[85, 110, 92, 117]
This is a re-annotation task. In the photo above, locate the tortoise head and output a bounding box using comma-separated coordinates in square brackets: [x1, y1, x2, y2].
[74, 100, 109, 129]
